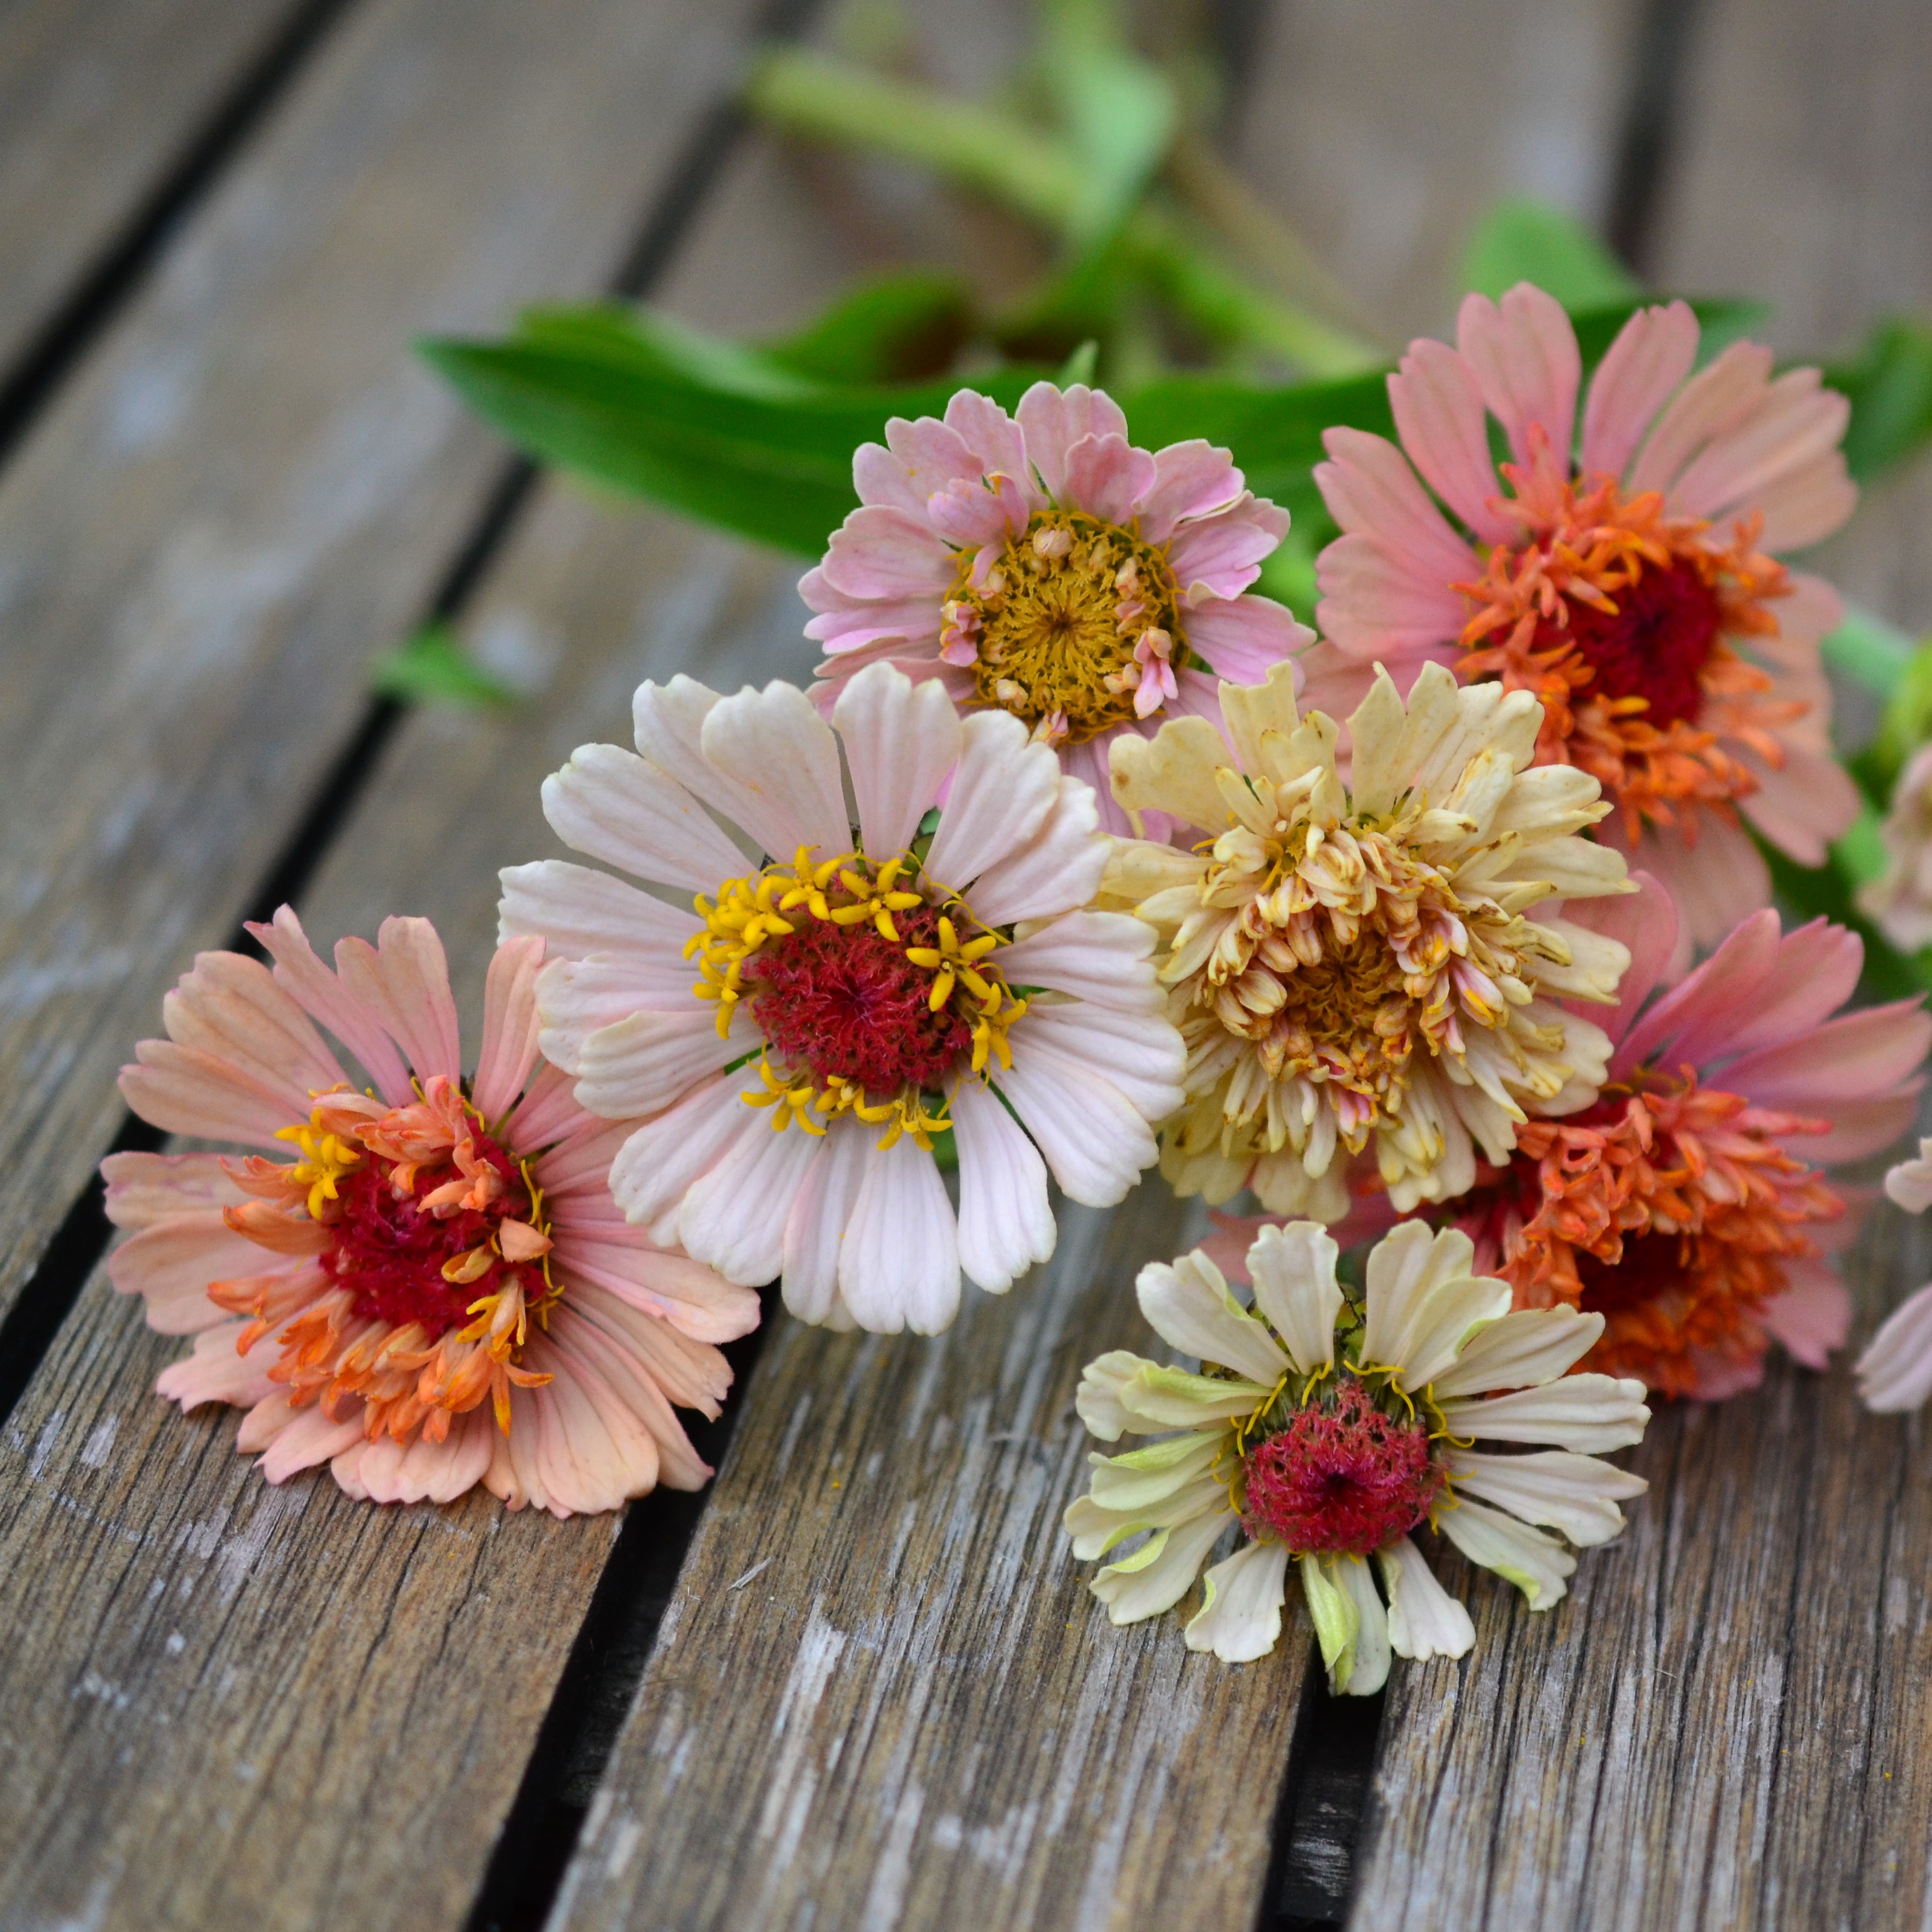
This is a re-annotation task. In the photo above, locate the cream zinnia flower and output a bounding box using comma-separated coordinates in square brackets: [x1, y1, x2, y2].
[1065, 1220, 1650, 1692]
[501, 661, 1184, 1336]
[1106, 660, 1633, 1216]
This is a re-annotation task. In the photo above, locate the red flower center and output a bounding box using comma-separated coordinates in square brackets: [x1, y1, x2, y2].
[1242, 1377, 1442, 1556]
[1554, 556, 1722, 729]
[744, 902, 973, 1096]
[323, 1131, 538, 1340]
[1573, 1228, 1691, 1314]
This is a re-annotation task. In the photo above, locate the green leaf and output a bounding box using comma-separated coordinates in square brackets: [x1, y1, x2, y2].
[1040, 0, 1177, 248]
[1057, 338, 1101, 385]
[367, 622, 517, 709]
[760, 272, 974, 383]
[1826, 314, 1932, 483]
[1460, 197, 1640, 309]
[1758, 831, 1932, 1004]
[421, 318, 1041, 555]
[1822, 601, 1917, 701]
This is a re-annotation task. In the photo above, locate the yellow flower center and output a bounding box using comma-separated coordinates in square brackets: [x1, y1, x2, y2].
[950, 511, 1185, 743]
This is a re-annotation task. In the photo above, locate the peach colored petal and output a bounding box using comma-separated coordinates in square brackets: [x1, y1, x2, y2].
[335, 1408, 496, 1505]
[248, 905, 413, 1104]
[553, 1240, 759, 1344]
[1314, 532, 1473, 657]
[1557, 870, 1679, 1049]
[1723, 1001, 1931, 1118]
[1580, 299, 1699, 480]
[155, 1321, 280, 1409]
[1316, 425, 1480, 579]
[567, 1281, 733, 1415]
[335, 916, 462, 1089]
[257, 1402, 367, 1484]
[120, 1040, 303, 1149]
[1627, 340, 1775, 501]
[1670, 368, 1850, 527]
[1455, 284, 1580, 469]
[1735, 747, 1860, 865]
[470, 936, 545, 1123]
[109, 1214, 274, 1333]
[1612, 812, 1771, 967]
[1758, 1258, 1850, 1370]
[1615, 905, 1780, 1075]
[102, 1150, 248, 1225]
[160, 951, 348, 1114]
[1750, 454, 1859, 553]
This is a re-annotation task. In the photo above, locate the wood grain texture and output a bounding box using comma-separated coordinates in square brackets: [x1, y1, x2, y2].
[0, 0, 758, 1327]
[0, 0, 318, 377]
[1231, 0, 1642, 341]
[550, 1184, 1315, 1932]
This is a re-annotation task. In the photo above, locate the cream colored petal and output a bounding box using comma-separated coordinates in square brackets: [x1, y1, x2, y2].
[1184, 1540, 1291, 1662]
[1110, 715, 1233, 833]
[1428, 1307, 1604, 1399]
[1063, 1476, 1226, 1560]
[1077, 1349, 1158, 1440]
[1218, 659, 1303, 778]
[1136, 1251, 1288, 1384]
[1119, 1363, 1274, 1429]
[1245, 1221, 1341, 1376]
[1341, 667, 1409, 817]
[1300, 1552, 1392, 1695]
[1448, 1449, 1647, 1548]
[1090, 1509, 1232, 1624]
[1438, 1497, 1575, 1609]
[1377, 1535, 1475, 1663]
[1440, 1375, 1650, 1453]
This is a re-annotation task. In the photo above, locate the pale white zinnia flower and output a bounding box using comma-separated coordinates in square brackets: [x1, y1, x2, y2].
[1104, 658, 1633, 1219]
[1858, 1139, 1932, 1413]
[1065, 1219, 1650, 1693]
[500, 661, 1185, 1336]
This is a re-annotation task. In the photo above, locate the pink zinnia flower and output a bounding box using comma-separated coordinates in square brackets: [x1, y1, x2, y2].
[1309, 284, 1858, 963]
[107, 908, 756, 1516]
[1453, 877, 1928, 1399]
[802, 380, 1310, 831]
[1859, 1145, 1932, 1411]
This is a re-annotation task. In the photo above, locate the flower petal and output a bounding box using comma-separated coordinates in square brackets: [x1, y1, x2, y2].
[1136, 1250, 1288, 1384]
[699, 680, 851, 862]
[952, 1079, 1055, 1295]
[1438, 1497, 1575, 1609]
[1440, 1375, 1650, 1453]
[1427, 1306, 1605, 1400]
[921, 709, 1060, 890]
[838, 1132, 960, 1335]
[541, 741, 748, 893]
[1184, 1539, 1290, 1662]
[1377, 1535, 1475, 1662]
[1448, 1448, 1646, 1546]
[1245, 1221, 1343, 1376]
[1090, 1508, 1230, 1624]
[833, 660, 963, 860]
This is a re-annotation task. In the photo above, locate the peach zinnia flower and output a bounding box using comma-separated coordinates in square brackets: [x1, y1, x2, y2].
[1457, 878, 1929, 1399]
[802, 380, 1309, 831]
[1858, 1144, 1932, 1411]
[1066, 1220, 1649, 1692]
[500, 662, 1184, 1336]
[106, 909, 755, 1515]
[1310, 284, 1858, 962]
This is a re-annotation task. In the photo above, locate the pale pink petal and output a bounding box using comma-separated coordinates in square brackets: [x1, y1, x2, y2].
[1067, 730, 1141, 838]
[1165, 494, 1289, 599]
[833, 661, 963, 860]
[1315, 533, 1474, 657]
[541, 741, 747, 893]
[677, 1108, 824, 1285]
[926, 472, 1027, 548]
[944, 391, 1038, 504]
[1770, 572, 1843, 653]
[924, 724, 1065, 904]
[1689, 916, 1862, 1062]
[1721, 1001, 1931, 1121]
[818, 504, 953, 600]
[1455, 284, 1580, 469]
[552, 1239, 759, 1344]
[802, 584, 945, 654]
[952, 1080, 1055, 1294]
[1750, 456, 1860, 553]
[335, 917, 462, 1089]
[502, 1063, 588, 1160]
[838, 1133, 958, 1333]
[994, 1054, 1155, 1206]
[1316, 425, 1481, 577]
[1614, 811, 1772, 965]
[497, 859, 699, 973]
[520, 1338, 657, 1516]
[109, 1215, 280, 1333]
[967, 779, 1106, 926]
[158, 952, 348, 1114]
[1016, 382, 1130, 499]
[633, 675, 792, 852]
[337, 1409, 495, 1505]
[1136, 440, 1245, 545]
[1759, 1258, 1851, 1369]
[469, 936, 545, 1123]
[567, 1280, 732, 1417]
[1684, 1348, 1767, 1402]
[998, 910, 1164, 1011]
[549, 1303, 714, 1491]
[102, 1150, 248, 1225]
[1180, 593, 1311, 684]
[1014, 1001, 1185, 1123]
[870, 414, 980, 506]
[1669, 369, 1850, 527]
[155, 1321, 279, 1410]
[1628, 340, 1775, 501]
[1858, 1282, 1932, 1412]
[780, 1113, 872, 1324]
[1387, 338, 1512, 545]
[1615, 904, 1780, 1075]
[247, 906, 412, 1104]
[699, 680, 851, 861]
[1296, 638, 1411, 723]
[1061, 433, 1158, 528]
[606, 1074, 752, 1239]
[1581, 299, 1699, 480]
[120, 1040, 303, 1149]
[571, 1006, 747, 1121]
[533, 953, 705, 1075]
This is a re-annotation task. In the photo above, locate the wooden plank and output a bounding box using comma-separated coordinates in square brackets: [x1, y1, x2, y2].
[1350, 4, 1932, 1924]
[0, 0, 320, 381]
[0, 0, 760, 1326]
[1232, 0, 1643, 340]
[549, 1185, 1314, 1932]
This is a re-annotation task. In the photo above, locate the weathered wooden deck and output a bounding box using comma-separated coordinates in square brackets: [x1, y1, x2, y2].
[0, 3, 1927, 1928]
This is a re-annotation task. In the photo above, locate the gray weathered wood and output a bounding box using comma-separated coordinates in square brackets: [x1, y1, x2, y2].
[0, 0, 758, 1326]
[550, 1184, 1314, 1932]
[0, 0, 319, 379]
[1350, 4, 1932, 1923]
[1233, 0, 1643, 341]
